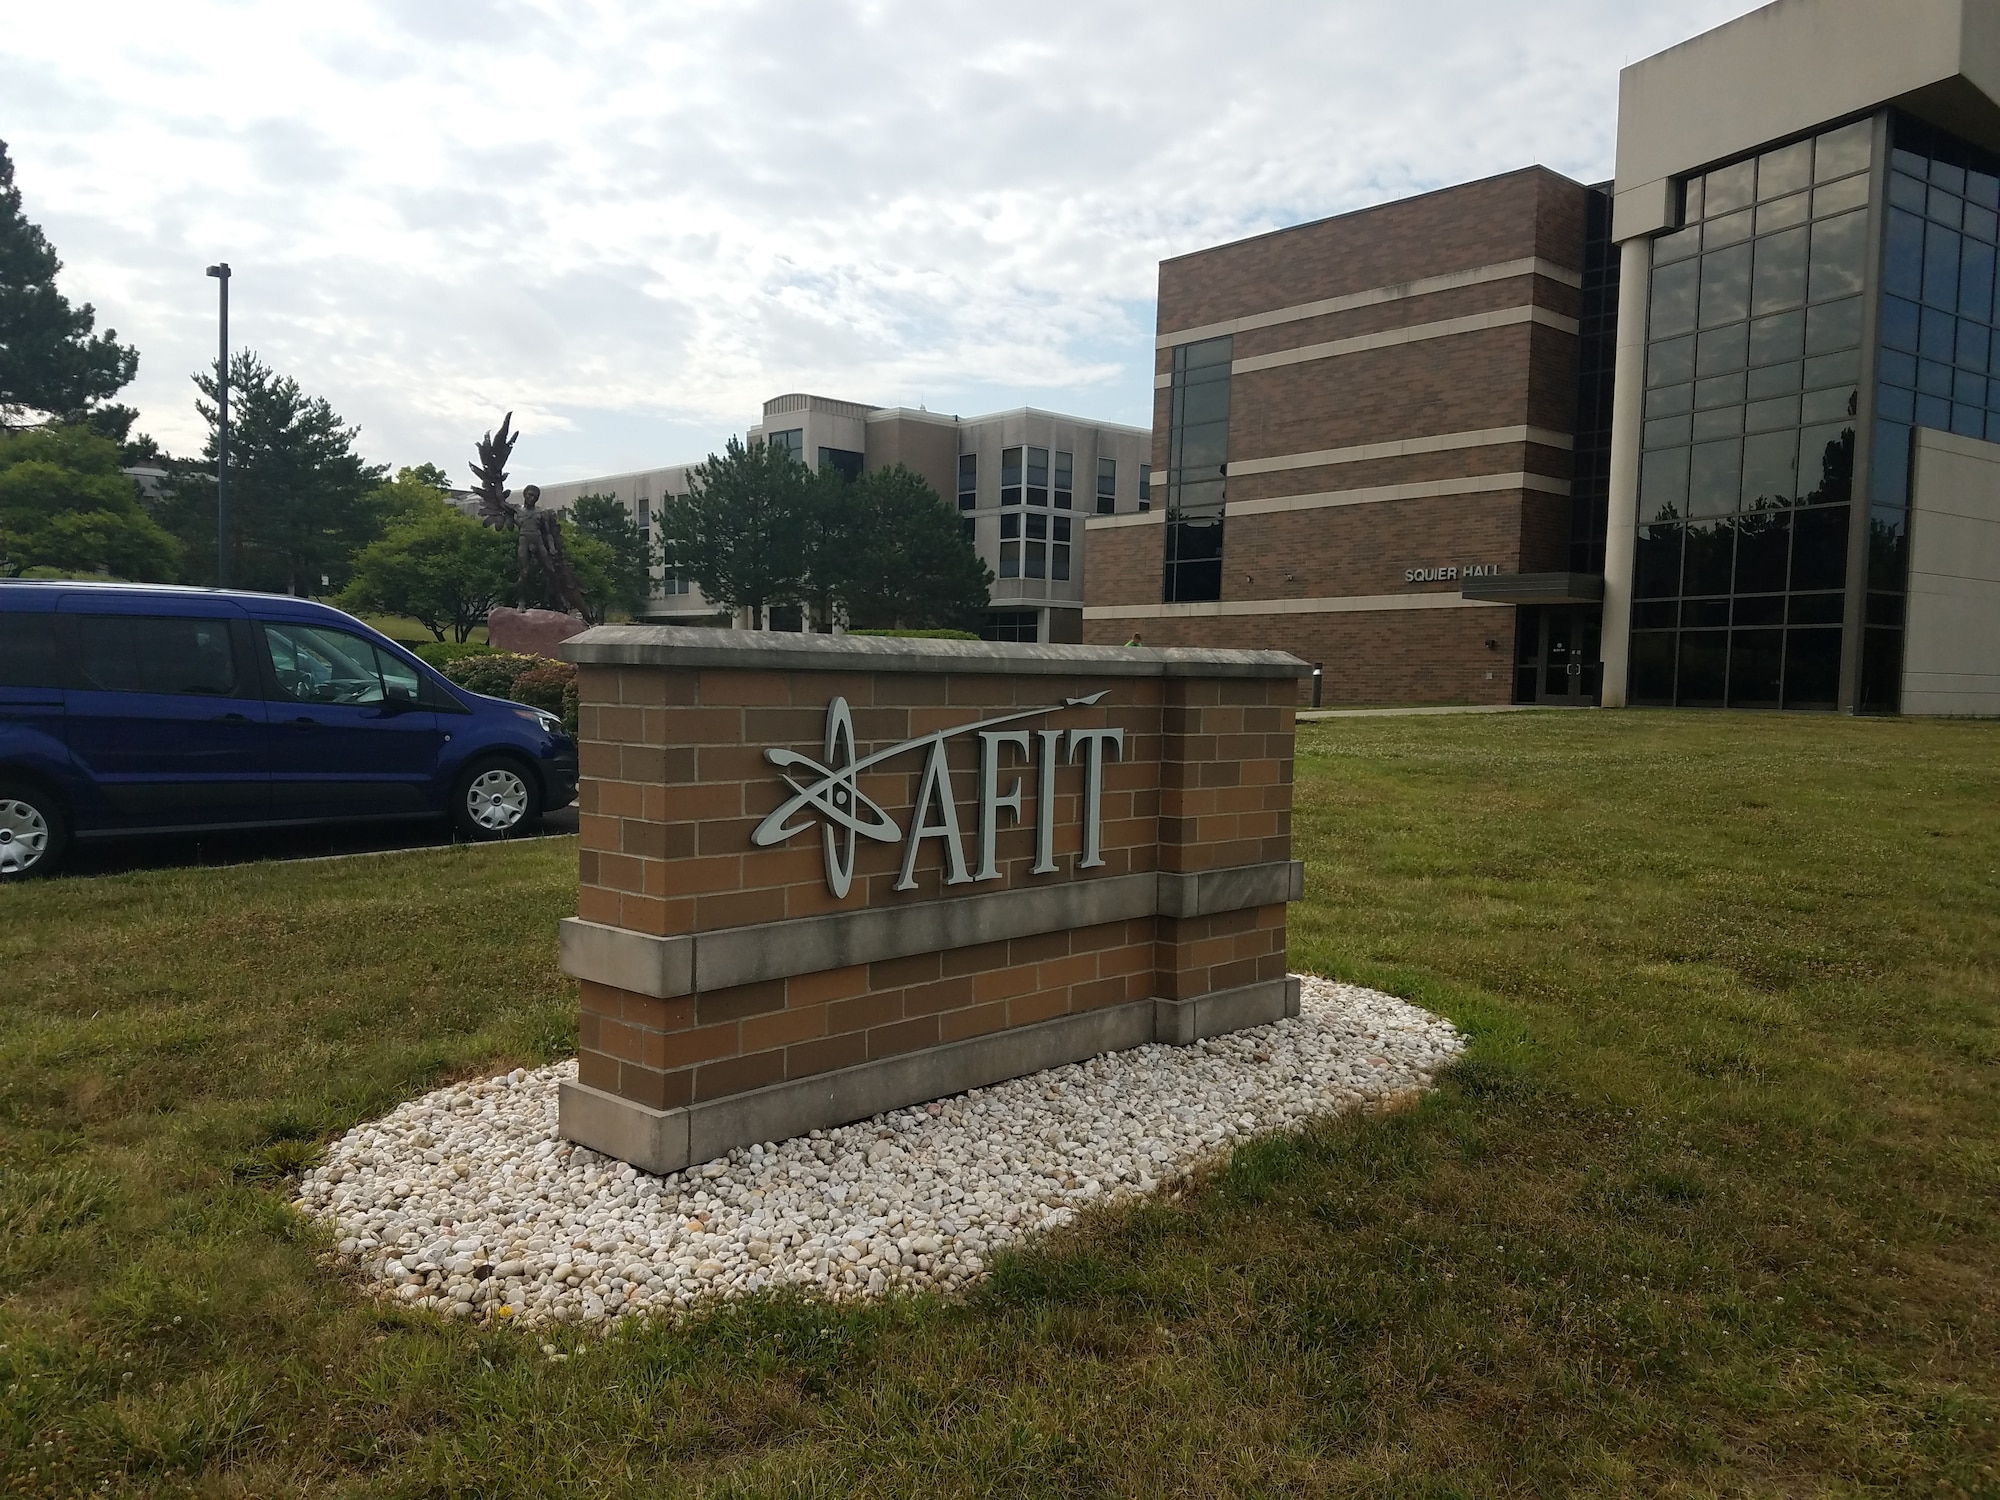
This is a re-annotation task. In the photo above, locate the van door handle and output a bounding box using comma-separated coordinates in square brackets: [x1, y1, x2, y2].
[212, 712, 252, 723]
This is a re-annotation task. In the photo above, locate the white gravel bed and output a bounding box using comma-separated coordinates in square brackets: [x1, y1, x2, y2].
[296, 976, 1462, 1328]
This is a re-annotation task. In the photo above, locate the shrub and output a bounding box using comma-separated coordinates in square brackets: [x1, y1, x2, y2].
[847, 628, 980, 640]
[411, 641, 496, 671]
[443, 652, 579, 736]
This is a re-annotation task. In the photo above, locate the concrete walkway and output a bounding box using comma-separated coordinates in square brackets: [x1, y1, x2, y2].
[1297, 703, 1588, 721]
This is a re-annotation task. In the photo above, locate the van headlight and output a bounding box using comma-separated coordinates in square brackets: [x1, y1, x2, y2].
[515, 706, 564, 735]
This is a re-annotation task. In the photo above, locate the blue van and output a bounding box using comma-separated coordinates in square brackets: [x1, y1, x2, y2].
[0, 581, 578, 879]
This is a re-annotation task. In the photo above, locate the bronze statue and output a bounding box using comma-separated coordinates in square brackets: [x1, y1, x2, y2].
[471, 411, 586, 614]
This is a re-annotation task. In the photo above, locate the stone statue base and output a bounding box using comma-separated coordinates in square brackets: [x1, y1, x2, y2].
[487, 606, 587, 659]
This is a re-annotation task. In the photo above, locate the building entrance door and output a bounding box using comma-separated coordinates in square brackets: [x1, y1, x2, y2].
[1514, 606, 1602, 706]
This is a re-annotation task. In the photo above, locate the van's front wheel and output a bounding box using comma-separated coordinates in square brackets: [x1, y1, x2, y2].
[451, 756, 543, 841]
[0, 779, 68, 880]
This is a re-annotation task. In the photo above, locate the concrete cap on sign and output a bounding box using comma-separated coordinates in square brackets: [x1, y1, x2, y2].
[561, 625, 1310, 679]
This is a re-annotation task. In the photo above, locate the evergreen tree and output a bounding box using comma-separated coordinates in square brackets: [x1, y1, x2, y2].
[0, 139, 139, 427]
[567, 491, 650, 620]
[655, 437, 808, 628]
[845, 464, 992, 630]
[162, 350, 387, 594]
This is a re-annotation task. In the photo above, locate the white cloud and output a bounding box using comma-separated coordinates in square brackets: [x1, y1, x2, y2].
[1, 0, 1762, 482]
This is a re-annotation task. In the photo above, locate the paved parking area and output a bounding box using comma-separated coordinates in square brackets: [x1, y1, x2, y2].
[58, 805, 578, 878]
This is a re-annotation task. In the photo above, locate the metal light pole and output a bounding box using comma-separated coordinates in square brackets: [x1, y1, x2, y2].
[205, 263, 231, 587]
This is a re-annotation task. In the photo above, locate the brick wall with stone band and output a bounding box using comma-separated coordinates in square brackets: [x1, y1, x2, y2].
[556, 627, 1310, 1175]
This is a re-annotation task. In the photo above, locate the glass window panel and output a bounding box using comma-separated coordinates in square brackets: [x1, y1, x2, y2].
[1804, 348, 1860, 389]
[1888, 171, 1927, 212]
[1742, 429, 1800, 508]
[1758, 192, 1811, 235]
[1705, 209, 1754, 249]
[1884, 209, 1925, 299]
[1001, 447, 1022, 485]
[1698, 322, 1750, 375]
[77, 615, 240, 696]
[1957, 366, 1989, 405]
[1748, 361, 1802, 399]
[1729, 629, 1785, 708]
[1735, 595, 1786, 626]
[1630, 631, 1678, 704]
[1051, 545, 1070, 582]
[1648, 335, 1696, 386]
[1919, 356, 1954, 396]
[1868, 505, 1909, 592]
[1635, 523, 1685, 596]
[1972, 170, 2000, 210]
[1749, 309, 1807, 365]
[1788, 592, 1845, 625]
[1633, 601, 1680, 629]
[1735, 509, 1792, 590]
[1640, 447, 1690, 521]
[1656, 225, 1701, 264]
[1174, 477, 1224, 511]
[1800, 422, 1856, 505]
[1921, 306, 1958, 363]
[1677, 632, 1729, 707]
[1961, 240, 1996, 322]
[1746, 395, 1801, 433]
[1096, 456, 1116, 494]
[1916, 391, 1952, 428]
[1801, 386, 1859, 425]
[1687, 521, 1742, 595]
[1694, 371, 1747, 409]
[1000, 513, 1019, 538]
[1752, 226, 1808, 314]
[1026, 513, 1047, 539]
[1688, 440, 1742, 516]
[1707, 160, 1755, 215]
[1808, 210, 1869, 301]
[1645, 382, 1695, 418]
[1892, 146, 1929, 176]
[1954, 402, 1987, 436]
[998, 541, 1020, 578]
[1682, 175, 1705, 222]
[1692, 406, 1744, 441]
[1814, 174, 1871, 218]
[264, 623, 382, 705]
[1649, 259, 1700, 338]
[1684, 599, 1732, 628]
[1027, 448, 1049, 483]
[1934, 160, 1967, 195]
[1790, 630, 1853, 705]
[1178, 380, 1230, 425]
[1878, 383, 1917, 423]
[1053, 516, 1071, 542]
[1816, 120, 1872, 181]
[1025, 543, 1045, 579]
[1053, 451, 1072, 490]
[1880, 293, 1921, 352]
[1760, 140, 1814, 199]
[1879, 348, 1919, 390]
[1181, 335, 1232, 369]
[1791, 504, 1851, 591]
[1966, 203, 1999, 243]
[1804, 297, 1863, 354]
[1174, 421, 1228, 470]
[1923, 222, 1963, 308]
[1866, 592, 1906, 627]
[1928, 185, 1965, 229]
[1646, 415, 1693, 449]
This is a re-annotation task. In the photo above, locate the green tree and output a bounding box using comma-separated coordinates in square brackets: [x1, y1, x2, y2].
[844, 464, 993, 630]
[163, 350, 388, 594]
[656, 436, 807, 628]
[560, 522, 624, 626]
[0, 424, 181, 580]
[369, 466, 460, 530]
[0, 140, 140, 428]
[399, 462, 453, 493]
[567, 491, 649, 620]
[337, 498, 513, 642]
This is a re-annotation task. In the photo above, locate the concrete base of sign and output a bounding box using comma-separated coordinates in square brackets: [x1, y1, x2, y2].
[558, 975, 1302, 1176]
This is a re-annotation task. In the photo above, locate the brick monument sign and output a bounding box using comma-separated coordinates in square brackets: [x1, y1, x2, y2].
[555, 629, 1309, 1175]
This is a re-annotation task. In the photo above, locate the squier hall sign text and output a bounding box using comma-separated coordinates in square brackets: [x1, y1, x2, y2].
[752, 694, 1124, 897]
[553, 628, 1306, 1176]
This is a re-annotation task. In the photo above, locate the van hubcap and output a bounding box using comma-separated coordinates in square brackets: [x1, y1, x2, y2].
[0, 800, 49, 874]
[466, 769, 529, 832]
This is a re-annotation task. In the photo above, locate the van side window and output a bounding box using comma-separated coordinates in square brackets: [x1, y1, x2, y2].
[0, 611, 62, 689]
[263, 622, 417, 706]
[75, 614, 238, 696]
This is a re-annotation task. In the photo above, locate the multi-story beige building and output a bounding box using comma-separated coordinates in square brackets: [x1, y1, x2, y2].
[537, 393, 1148, 643]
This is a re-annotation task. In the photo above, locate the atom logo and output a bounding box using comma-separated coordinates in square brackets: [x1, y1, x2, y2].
[751, 692, 1110, 898]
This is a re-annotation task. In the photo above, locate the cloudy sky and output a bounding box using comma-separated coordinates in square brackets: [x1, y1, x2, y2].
[3, 0, 1761, 485]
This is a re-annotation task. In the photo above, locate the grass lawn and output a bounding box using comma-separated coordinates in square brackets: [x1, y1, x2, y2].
[3, 710, 1997, 1497]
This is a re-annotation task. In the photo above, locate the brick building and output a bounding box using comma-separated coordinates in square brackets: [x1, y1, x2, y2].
[1085, 168, 1615, 707]
[1088, 0, 2000, 716]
